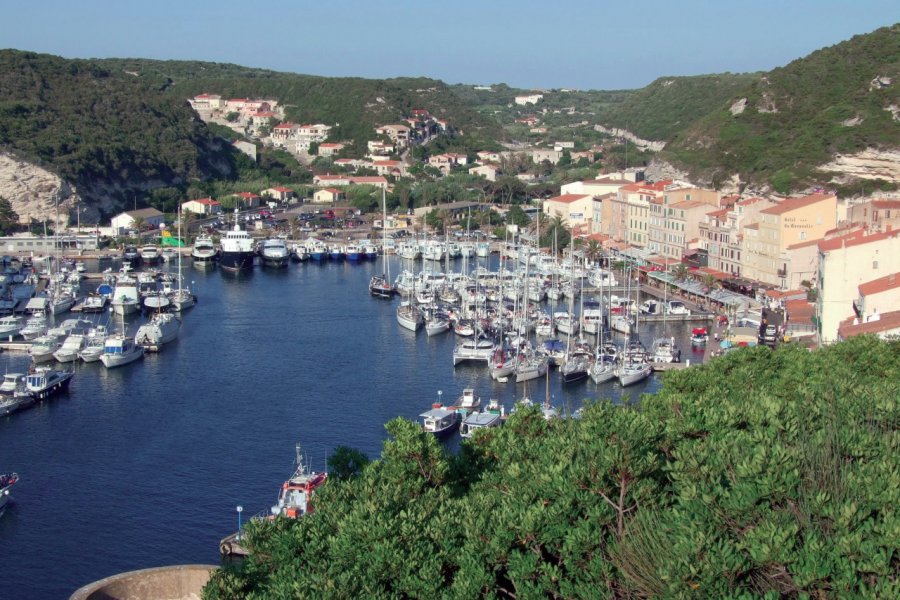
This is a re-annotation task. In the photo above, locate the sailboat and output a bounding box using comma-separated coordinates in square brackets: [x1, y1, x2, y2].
[369, 188, 397, 299]
[169, 204, 196, 312]
[560, 250, 589, 384]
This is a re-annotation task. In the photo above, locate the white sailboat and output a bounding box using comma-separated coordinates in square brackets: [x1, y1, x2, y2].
[170, 205, 196, 312]
[369, 188, 396, 299]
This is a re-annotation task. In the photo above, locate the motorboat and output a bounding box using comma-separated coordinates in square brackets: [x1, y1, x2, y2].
[460, 411, 503, 438]
[610, 314, 634, 335]
[328, 245, 345, 262]
[99, 335, 145, 368]
[291, 244, 308, 263]
[0, 472, 19, 512]
[396, 302, 424, 332]
[691, 327, 709, 346]
[420, 402, 460, 438]
[581, 308, 605, 335]
[0, 374, 27, 415]
[122, 245, 140, 268]
[29, 333, 64, 363]
[640, 299, 662, 315]
[139, 245, 161, 266]
[25, 365, 74, 400]
[0, 315, 25, 339]
[191, 236, 218, 263]
[270, 443, 328, 519]
[666, 300, 691, 316]
[80, 293, 108, 313]
[553, 311, 579, 336]
[452, 336, 495, 366]
[259, 238, 290, 268]
[344, 244, 363, 262]
[454, 388, 481, 413]
[142, 292, 171, 313]
[78, 325, 109, 363]
[650, 337, 681, 363]
[110, 275, 140, 316]
[135, 313, 181, 352]
[53, 333, 88, 363]
[219, 209, 256, 272]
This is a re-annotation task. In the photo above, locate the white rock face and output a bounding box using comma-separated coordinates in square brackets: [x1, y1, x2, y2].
[0, 152, 79, 227]
[593, 126, 666, 152]
[841, 116, 863, 127]
[730, 98, 747, 115]
[819, 149, 900, 183]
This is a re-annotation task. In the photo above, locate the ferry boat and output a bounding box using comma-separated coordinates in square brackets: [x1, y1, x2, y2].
[0, 472, 19, 513]
[25, 365, 74, 400]
[219, 209, 256, 273]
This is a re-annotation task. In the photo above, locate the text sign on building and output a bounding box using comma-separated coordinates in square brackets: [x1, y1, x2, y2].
[569, 212, 583, 219]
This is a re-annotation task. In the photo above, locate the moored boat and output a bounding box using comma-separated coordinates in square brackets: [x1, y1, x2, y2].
[420, 400, 460, 438]
[219, 209, 256, 273]
[0, 472, 19, 513]
[135, 312, 181, 352]
[99, 335, 144, 368]
[25, 365, 74, 400]
[191, 236, 218, 263]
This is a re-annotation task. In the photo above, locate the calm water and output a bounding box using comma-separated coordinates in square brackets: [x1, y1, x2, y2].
[0, 255, 700, 599]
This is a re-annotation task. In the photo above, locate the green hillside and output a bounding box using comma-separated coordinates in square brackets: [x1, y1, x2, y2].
[597, 73, 761, 141]
[0, 50, 236, 201]
[97, 58, 505, 153]
[666, 24, 900, 192]
[204, 336, 900, 599]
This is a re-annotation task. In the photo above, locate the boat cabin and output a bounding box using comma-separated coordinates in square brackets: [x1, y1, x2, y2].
[460, 411, 502, 438]
[420, 406, 459, 435]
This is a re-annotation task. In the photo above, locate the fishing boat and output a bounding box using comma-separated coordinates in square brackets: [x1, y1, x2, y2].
[25, 365, 74, 400]
[420, 393, 460, 438]
[460, 410, 503, 438]
[454, 388, 482, 413]
[99, 335, 144, 368]
[269, 443, 328, 519]
[0, 472, 19, 513]
[219, 208, 256, 273]
[135, 313, 181, 352]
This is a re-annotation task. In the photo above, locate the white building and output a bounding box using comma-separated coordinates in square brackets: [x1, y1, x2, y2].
[110, 208, 165, 234]
[515, 94, 544, 105]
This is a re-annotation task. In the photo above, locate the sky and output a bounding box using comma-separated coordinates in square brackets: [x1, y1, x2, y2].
[2, 1, 898, 90]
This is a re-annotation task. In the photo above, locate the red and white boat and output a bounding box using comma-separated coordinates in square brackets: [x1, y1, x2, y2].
[1, 472, 19, 513]
[269, 444, 328, 519]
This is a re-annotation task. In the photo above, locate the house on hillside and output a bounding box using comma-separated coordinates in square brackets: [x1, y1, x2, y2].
[233, 192, 261, 209]
[318, 142, 345, 156]
[182, 198, 223, 216]
[515, 94, 544, 105]
[110, 208, 165, 234]
[469, 164, 499, 181]
[262, 186, 295, 204]
[313, 188, 345, 204]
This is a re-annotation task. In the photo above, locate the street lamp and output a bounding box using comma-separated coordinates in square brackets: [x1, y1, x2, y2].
[236, 505, 243, 541]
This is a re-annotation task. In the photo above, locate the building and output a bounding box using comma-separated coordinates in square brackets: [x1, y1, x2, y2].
[262, 187, 295, 203]
[318, 142, 345, 157]
[181, 198, 222, 216]
[313, 174, 352, 187]
[350, 176, 389, 190]
[367, 140, 395, 157]
[646, 185, 721, 260]
[189, 93, 225, 112]
[110, 208, 165, 233]
[837, 309, 900, 340]
[846, 198, 900, 230]
[542, 194, 593, 232]
[313, 188, 345, 204]
[515, 94, 544, 105]
[469, 164, 499, 182]
[742, 193, 837, 286]
[855, 272, 900, 322]
[375, 124, 412, 148]
[700, 197, 774, 277]
[372, 160, 405, 177]
[530, 149, 563, 164]
[816, 228, 900, 343]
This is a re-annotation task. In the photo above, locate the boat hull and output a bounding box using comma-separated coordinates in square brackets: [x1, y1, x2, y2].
[27, 372, 73, 400]
[219, 250, 256, 272]
[100, 350, 144, 368]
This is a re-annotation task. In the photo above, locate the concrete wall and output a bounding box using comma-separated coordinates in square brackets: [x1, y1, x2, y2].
[70, 564, 217, 600]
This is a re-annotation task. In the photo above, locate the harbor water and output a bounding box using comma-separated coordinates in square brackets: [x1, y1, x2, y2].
[0, 254, 704, 599]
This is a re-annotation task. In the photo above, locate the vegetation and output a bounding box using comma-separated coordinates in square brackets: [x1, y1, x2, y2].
[666, 24, 900, 192]
[204, 336, 900, 599]
[0, 196, 21, 234]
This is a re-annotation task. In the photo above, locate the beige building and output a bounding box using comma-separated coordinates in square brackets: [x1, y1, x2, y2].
[846, 198, 900, 230]
[313, 188, 345, 204]
[469, 164, 499, 181]
[542, 194, 593, 232]
[375, 124, 412, 147]
[816, 228, 900, 343]
[181, 198, 222, 216]
[110, 208, 165, 233]
[742, 193, 837, 286]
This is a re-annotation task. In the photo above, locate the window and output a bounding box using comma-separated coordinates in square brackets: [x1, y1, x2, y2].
[799, 231, 806, 241]
[873, 260, 879, 270]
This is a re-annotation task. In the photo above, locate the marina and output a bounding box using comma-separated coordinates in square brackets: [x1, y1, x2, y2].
[0, 249, 744, 599]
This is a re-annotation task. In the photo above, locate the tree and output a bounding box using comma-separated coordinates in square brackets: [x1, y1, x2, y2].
[672, 263, 689, 282]
[225, 111, 240, 123]
[327, 446, 370, 481]
[0, 197, 20, 235]
[701, 273, 720, 294]
[582, 239, 602, 265]
[505, 204, 530, 228]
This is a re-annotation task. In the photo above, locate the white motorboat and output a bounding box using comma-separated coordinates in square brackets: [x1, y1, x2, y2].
[553, 311, 579, 336]
[110, 275, 140, 316]
[53, 333, 88, 363]
[666, 300, 691, 315]
[610, 314, 633, 335]
[650, 337, 681, 363]
[420, 399, 460, 438]
[0, 315, 25, 339]
[139, 245, 161, 266]
[396, 302, 423, 332]
[135, 313, 180, 352]
[80, 293, 108, 313]
[191, 235, 217, 263]
[99, 335, 144, 368]
[259, 238, 290, 268]
[78, 325, 109, 362]
[581, 308, 605, 335]
[454, 388, 481, 413]
[452, 336, 495, 366]
[29, 334, 64, 363]
[0, 374, 27, 415]
[460, 411, 502, 438]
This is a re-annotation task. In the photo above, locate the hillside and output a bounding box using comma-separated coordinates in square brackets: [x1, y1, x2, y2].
[204, 336, 900, 598]
[97, 58, 506, 153]
[0, 50, 236, 214]
[666, 24, 900, 193]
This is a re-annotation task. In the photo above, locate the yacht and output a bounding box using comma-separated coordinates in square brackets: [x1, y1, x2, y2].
[617, 359, 652, 387]
[139, 245, 161, 266]
[99, 335, 145, 368]
[77, 325, 109, 363]
[560, 352, 591, 384]
[25, 365, 74, 400]
[29, 333, 64, 363]
[259, 238, 290, 268]
[191, 235, 218, 264]
[589, 355, 617, 384]
[135, 312, 181, 352]
[666, 300, 691, 316]
[0, 315, 25, 339]
[80, 293, 108, 313]
[452, 335, 495, 366]
[650, 337, 681, 363]
[110, 274, 140, 316]
[53, 333, 88, 363]
[0, 374, 27, 415]
[515, 350, 549, 383]
[369, 274, 396, 299]
[219, 209, 256, 272]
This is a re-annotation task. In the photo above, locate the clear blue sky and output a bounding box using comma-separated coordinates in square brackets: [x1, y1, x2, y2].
[3, 1, 897, 90]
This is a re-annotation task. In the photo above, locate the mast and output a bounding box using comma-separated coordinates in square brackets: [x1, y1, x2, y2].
[382, 187, 390, 282]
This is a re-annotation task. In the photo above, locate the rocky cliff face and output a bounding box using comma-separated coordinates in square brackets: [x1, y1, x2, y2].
[818, 149, 900, 184]
[593, 126, 667, 152]
[0, 152, 80, 227]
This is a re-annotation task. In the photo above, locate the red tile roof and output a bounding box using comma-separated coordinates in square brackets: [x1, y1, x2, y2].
[548, 194, 591, 204]
[760, 193, 834, 215]
[786, 237, 823, 250]
[235, 192, 259, 199]
[871, 199, 900, 210]
[858, 272, 900, 296]
[351, 176, 388, 184]
[320, 188, 343, 194]
[270, 186, 293, 193]
[818, 228, 900, 252]
[838, 309, 900, 338]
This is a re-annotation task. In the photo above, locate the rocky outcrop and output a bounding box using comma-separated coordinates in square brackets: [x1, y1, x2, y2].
[0, 152, 79, 227]
[818, 149, 900, 183]
[593, 126, 666, 152]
